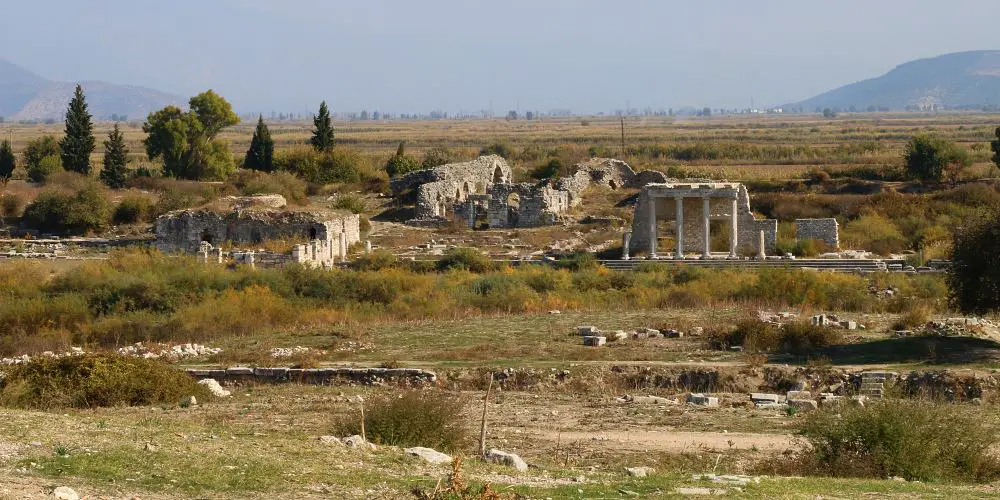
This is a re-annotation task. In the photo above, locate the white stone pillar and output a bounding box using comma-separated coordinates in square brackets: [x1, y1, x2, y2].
[648, 195, 657, 258]
[247, 251, 255, 270]
[622, 232, 631, 260]
[702, 196, 711, 259]
[729, 197, 739, 258]
[215, 248, 223, 264]
[758, 230, 767, 260]
[364, 240, 373, 254]
[675, 196, 684, 259]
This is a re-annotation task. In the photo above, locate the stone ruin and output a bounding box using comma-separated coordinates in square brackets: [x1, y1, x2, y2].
[154, 195, 360, 268]
[628, 182, 839, 258]
[394, 156, 669, 229]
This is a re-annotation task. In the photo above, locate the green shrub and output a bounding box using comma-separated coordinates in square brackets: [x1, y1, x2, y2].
[27, 155, 63, 183]
[229, 170, 308, 205]
[333, 194, 366, 214]
[351, 250, 397, 271]
[0, 354, 209, 409]
[385, 154, 420, 178]
[437, 248, 495, 273]
[480, 142, 512, 159]
[22, 186, 111, 235]
[554, 252, 599, 271]
[1, 193, 24, 217]
[23, 135, 60, 172]
[710, 319, 841, 354]
[800, 399, 1000, 481]
[334, 391, 469, 451]
[421, 147, 455, 169]
[113, 195, 155, 224]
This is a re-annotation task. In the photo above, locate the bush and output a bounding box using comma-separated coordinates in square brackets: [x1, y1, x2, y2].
[949, 208, 1000, 315]
[113, 195, 156, 224]
[480, 142, 512, 159]
[421, 147, 455, 169]
[530, 158, 564, 179]
[904, 135, 971, 184]
[275, 147, 379, 185]
[27, 154, 63, 183]
[22, 186, 112, 235]
[229, 170, 308, 205]
[385, 154, 420, 178]
[23, 135, 60, 172]
[554, 252, 599, 271]
[334, 391, 469, 451]
[0, 354, 209, 409]
[710, 319, 842, 354]
[333, 194, 366, 214]
[351, 250, 397, 271]
[799, 399, 1000, 481]
[437, 248, 495, 273]
[1, 193, 24, 217]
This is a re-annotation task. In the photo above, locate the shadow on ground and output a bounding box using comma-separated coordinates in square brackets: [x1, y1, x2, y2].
[798, 336, 1000, 366]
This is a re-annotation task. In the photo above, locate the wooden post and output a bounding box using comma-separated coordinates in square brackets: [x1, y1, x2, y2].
[479, 372, 494, 457]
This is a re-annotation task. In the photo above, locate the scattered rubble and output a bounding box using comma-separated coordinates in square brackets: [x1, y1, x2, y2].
[270, 346, 319, 358]
[197, 378, 231, 397]
[343, 435, 377, 451]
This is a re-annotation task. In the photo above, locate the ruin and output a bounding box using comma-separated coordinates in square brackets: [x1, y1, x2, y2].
[629, 183, 840, 258]
[155, 195, 360, 268]
[396, 156, 668, 229]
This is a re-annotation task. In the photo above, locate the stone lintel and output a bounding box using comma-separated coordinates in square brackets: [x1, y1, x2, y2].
[647, 186, 738, 199]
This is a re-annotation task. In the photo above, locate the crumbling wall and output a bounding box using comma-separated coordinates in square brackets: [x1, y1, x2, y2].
[795, 218, 839, 249]
[397, 156, 512, 220]
[487, 183, 570, 228]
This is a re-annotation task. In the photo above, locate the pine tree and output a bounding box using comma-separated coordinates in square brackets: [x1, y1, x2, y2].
[60, 84, 96, 175]
[244, 115, 274, 172]
[0, 139, 15, 185]
[310, 101, 335, 152]
[99, 124, 129, 188]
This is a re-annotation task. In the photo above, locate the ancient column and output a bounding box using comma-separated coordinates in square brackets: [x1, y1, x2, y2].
[247, 251, 256, 270]
[702, 196, 711, 259]
[648, 195, 657, 258]
[622, 232, 631, 260]
[215, 248, 223, 264]
[364, 240, 373, 254]
[758, 230, 767, 260]
[339, 232, 348, 260]
[675, 196, 684, 259]
[729, 197, 739, 258]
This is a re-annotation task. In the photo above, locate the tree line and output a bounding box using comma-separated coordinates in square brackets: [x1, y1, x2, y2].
[0, 87, 342, 187]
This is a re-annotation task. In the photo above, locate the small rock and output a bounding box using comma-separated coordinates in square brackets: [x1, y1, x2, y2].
[484, 448, 528, 472]
[405, 447, 452, 465]
[674, 487, 719, 495]
[582, 336, 606, 347]
[197, 378, 231, 398]
[143, 442, 158, 452]
[686, 393, 719, 407]
[182, 395, 197, 407]
[318, 436, 343, 446]
[548, 310, 561, 315]
[625, 466, 653, 478]
[342, 435, 376, 451]
[53, 487, 79, 500]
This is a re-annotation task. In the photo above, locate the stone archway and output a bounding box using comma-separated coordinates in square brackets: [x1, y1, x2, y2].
[493, 166, 505, 184]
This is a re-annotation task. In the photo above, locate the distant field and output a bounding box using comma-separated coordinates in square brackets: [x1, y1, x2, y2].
[4, 112, 1000, 181]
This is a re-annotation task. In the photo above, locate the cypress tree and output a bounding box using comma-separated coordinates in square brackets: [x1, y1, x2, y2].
[310, 101, 335, 152]
[0, 139, 14, 185]
[60, 84, 96, 175]
[244, 115, 274, 172]
[99, 124, 129, 188]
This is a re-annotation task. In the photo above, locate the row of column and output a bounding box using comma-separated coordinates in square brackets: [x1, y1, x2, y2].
[647, 195, 739, 259]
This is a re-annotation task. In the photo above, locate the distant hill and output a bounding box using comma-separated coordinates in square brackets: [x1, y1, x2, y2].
[0, 59, 182, 121]
[785, 51, 1000, 111]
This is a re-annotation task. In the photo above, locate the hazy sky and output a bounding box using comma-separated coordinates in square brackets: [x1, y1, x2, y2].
[4, 0, 1000, 114]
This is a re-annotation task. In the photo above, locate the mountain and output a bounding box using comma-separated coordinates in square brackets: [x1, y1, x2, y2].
[785, 51, 1000, 111]
[0, 59, 183, 121]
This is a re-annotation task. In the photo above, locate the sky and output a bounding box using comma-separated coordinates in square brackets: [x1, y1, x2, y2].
[4, 0, 1000, 115]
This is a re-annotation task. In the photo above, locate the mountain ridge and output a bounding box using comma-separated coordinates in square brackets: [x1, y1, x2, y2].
[784, 50, 1000, 111]
[0, 59, 183, 121]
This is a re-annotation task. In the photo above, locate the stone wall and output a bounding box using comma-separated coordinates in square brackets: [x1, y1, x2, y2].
[186, 367, 437, 387]
[399, 155, 512, 221]
[486, 183, 571, 228]
[795, 218, 839, 249]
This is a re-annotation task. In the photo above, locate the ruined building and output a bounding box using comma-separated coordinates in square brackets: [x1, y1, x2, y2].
[155, 195, 360, 268]
[395, 156, 668, 229]
[628, 183, 838, 258]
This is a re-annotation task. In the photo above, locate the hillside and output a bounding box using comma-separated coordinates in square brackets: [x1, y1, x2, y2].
[0, 59, 182, 121]
[785, 50, 1000, 111]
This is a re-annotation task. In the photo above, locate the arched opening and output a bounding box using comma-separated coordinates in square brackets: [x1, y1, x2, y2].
[608, 179, 618, 190]
[506, 192, 520, 227]
[455, 188, 462, 201]
[200, 232, 213, 245]
[463, 182, 471, 195]
[493, 166, 505, 184]
[309, 227, 318, 240]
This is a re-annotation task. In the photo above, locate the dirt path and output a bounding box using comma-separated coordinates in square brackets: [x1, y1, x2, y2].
[531, 429, 798, 453]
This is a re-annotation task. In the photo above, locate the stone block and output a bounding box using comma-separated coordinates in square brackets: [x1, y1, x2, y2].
[662, 329, 683, 338]
[686, 393, 719, 407]
[578, 326, 599, 336]
[225, 367, 254, 376]
[840, 320, 858, 330]
[750, 393, 784, 404]
[788, 399, 818, 412]
[786, 390, 812, 400]
[485, 449, 528, 472]
[582, 336, 606, 347]
[609, 330, 629, 341]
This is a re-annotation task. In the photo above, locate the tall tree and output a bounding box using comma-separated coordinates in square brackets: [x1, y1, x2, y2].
[244, 115, 274, 172]
[60, 84, 96, 175]
[949, 208, 1000, 315]
[99, 124, 130, 188]
[143, 90, 240, 180]
[990, 127, 1000, 177]
[310, 101, 335, 152]
[0, 139, 14, 185]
